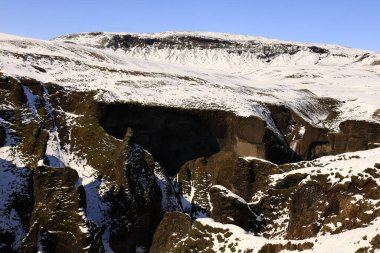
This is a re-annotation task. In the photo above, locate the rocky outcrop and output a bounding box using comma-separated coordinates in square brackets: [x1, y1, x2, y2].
[0, 76, 170, 252]
[61, 32, 332, 64]
[258, 242, 314, 253]
[268, 103, 380, 160]
[0, 161, 33, 253]
[165, 220, 241, 253]
[177, 151, 280, 216]
[329, 120, 380, 154]
[150, 212, 192, 253]
[209, 185, 261, 232]
[267, 103, 334, 160]
[254, 162, 380, 240]
[178, 147, 380, 241]
[293, 120, 380, 160]
[109, 141, 163, 252]
[293, 125, 330, 159]
[20, 166, 93, 253]
[1, 74, 380, 252]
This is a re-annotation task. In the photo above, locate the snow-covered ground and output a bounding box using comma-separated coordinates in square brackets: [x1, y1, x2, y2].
[0, 32, 379, 131]
[196, 216, 380, 253]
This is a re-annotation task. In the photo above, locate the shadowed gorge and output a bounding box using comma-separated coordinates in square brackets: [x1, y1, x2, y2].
[98, 103, 304, 176]
[98, 103, 221, 176]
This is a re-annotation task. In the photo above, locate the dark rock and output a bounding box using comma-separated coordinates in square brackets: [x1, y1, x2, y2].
[99, 103, 220, 176]
[308, 46, 329, 54]
[104, 33, 304, 61]
[286, 184, 325, 239]
[31, 65, 47, 73]
[21, 166, 91, 253]
[98, 102, 298, 176]
[298, 125, 330, 159]
[0, 159, 33, 253]
[109, 143, 163, 253]
[150, 212, 192, 253]
[258, 242, 314, 253]
[178, 151, 279, 213]
[0, 124, 5, 146]
[0, 232, 15, 253]
[209, 185, 261, 232]
[329, 120, 380, 154]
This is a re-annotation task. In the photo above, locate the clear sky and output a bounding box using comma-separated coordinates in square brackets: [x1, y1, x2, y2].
[1, 0, 379, 51]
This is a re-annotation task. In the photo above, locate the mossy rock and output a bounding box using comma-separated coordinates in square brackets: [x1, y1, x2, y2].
[150, 212, 192, 253]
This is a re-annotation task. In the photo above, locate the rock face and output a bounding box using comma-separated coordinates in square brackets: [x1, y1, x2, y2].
[176, 148, 380, 240]
[0, 161, 33, 253]
[269, 104, 380, 161]
[20, 166, 93, 253]
[98, 103, 299, 176]
[108, 140, 163, 252]
[156, 149, 380, 252]
[209, 185, 261, 232]
[330, 120, 380, 154]
[150, 212, 192, 253]
[177, 151, 281, 216]
[0, 76, 177, 252]
[1, 72, 380, 252]
[62, 32, 330, 64]
[258, 167, 380, 240]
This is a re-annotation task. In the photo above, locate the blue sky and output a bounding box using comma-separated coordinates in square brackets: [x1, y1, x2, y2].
[1, 0, 379, 51]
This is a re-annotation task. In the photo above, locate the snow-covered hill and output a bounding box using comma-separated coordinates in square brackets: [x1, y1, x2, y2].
[1, 32, 380, 130]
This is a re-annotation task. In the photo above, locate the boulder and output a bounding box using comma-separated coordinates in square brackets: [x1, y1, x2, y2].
[150, 212, 192, 253]
[20, 166, 94, 253]
[209, 185, 261, 232]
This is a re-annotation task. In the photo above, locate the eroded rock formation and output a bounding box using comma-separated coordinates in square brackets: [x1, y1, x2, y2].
[209, 185, 262, 232]
[1, 74, 380, 252]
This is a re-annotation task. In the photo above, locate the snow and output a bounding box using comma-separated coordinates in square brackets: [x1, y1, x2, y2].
[0, 32, 379, 131]
[153, 161, 182, 212]
[52, 31, 374, 55]
[197, 217, 380, 253]
[0, 120, 31, 251]
[21, 85, 38, 123]
[270, 147, 380, 187]
[211, 185, 247, 204]
[242, 156, 277, 166]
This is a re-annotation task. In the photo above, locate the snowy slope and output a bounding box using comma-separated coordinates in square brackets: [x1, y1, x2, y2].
[195, 216, 380, 253]
[0, 32, 379, 131]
